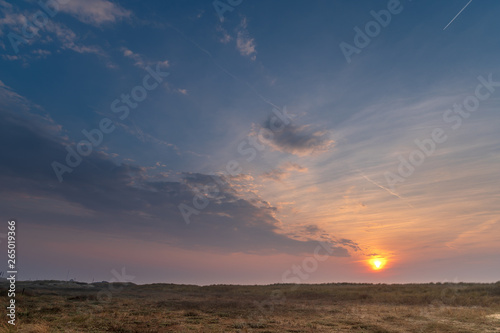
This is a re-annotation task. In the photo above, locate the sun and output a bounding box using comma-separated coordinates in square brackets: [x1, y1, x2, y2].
[369, 257, 387, 271]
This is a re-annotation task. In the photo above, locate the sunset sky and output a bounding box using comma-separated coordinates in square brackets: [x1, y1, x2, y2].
[1, 0, 499, 285]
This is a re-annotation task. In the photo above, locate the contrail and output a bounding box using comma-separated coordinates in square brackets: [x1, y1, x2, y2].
[356, 170, 413, 208]
[443, 0, 473, 30]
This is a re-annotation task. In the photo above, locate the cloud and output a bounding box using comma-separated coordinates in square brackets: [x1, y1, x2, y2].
[215, 21, 254, 58]
[0, 90, 356, 258]
[261, 162, 307, 182]
[303, 225, 321, 234]
[121, 47, 169, 69]
[158, 60, 169, 68]
[0, 0, 12, 9]
[216, 25, 232, 44]
[121, 47, 145, 68]
[445, 219, 499, 250]
[0, 2, 104, 60]
[58, 0, 131, 26]
[47, 21, 104, 55]
[287, 225, 361, 252]
[0, 5, 25, 38]
[0, 80, 32, 109]
[258, 116, 335, 156]
[31, 49, 51, 58]
[235, 17, 256, 60]
[0, 80, 61, 136]
[114, 121, 179, 153]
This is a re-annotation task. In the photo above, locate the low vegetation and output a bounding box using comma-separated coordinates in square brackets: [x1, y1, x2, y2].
[1, 281, 500, 332]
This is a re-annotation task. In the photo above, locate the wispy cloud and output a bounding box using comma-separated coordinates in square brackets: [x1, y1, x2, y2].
[0, 2, 105, 61]
[235, 17, 257, 60]
[58, 0, 131, 26]
[216, 25, 232, 44]
[121, 47, 145, 68]
[446, 219, 499, 250]
[113, 121, 179, 154]
[0, 80, 62, 137]
[121, 47, 169, 69]
[46, 21, 104, 55]
[261, 162, 308, 182]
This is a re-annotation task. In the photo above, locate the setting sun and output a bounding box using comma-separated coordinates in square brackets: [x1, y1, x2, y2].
[369, 257, 387, 271]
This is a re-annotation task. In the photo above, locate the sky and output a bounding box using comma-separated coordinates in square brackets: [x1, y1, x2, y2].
[1, 0, 499, 285]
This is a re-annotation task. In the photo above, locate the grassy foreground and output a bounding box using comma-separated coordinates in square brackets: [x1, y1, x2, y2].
[1, 281, 500, 332]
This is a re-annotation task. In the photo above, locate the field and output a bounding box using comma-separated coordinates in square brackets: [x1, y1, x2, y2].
[1, 281, 500, 332]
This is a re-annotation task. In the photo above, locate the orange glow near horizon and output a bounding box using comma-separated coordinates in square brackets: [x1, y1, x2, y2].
[369, 257, 387, 271]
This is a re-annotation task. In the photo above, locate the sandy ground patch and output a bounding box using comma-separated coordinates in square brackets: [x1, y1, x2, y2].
[487, 313, 500, 320]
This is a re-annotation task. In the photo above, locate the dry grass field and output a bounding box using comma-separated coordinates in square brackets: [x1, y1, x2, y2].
[1, 281, 500, 332]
